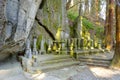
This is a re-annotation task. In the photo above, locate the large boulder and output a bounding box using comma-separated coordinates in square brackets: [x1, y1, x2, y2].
[0, 0, 42, 61]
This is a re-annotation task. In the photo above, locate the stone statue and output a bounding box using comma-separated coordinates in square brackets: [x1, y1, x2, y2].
[39, 38, 46, 54]
[23, 39, 32, 72]
[25, 39, 32, 59]
[32, 37, 38, 65]
[47, 39, 52, 53]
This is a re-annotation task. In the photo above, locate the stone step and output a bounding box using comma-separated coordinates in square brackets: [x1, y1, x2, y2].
[33, 61, 80, 72]
[37, 54, 71, 62]
[79, 58, 111, 64]
[76, 49, 104, 55]
[80, 62, 110, 67]
[39, 58, 74, 65]
[78, 56, 112, 67]
[57, 49, 104, 56]
[78, 56, 112, 61]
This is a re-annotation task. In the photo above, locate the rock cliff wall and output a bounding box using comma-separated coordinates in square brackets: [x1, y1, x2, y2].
[0, 0, 42, 61]
[31, 0, 69, 42]
[0, 0, 69, 61]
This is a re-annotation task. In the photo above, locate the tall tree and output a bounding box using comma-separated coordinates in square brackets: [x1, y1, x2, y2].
[70, 0, 82, 38]
[112, 0, 120, 67]
[105, 0, 114, 50]
[84, 0, 89, 16]
[61, 0, 69, 35]
[104, 0, 109, 48]
[66, 0, 72, 10]
[90, 0, 95, 17]
[95, 0, 99, 21]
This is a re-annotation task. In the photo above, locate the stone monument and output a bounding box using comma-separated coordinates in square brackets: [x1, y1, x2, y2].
[25, 39, 32, 59]
[39, 38, 46, 54]
[32, 36, 38, 66]
[22, 39, 32, 72]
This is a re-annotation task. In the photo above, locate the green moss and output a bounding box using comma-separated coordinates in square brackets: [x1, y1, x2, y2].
[36, 35, 42, 50]
[95, 26, 104, 39]
[67, 11, 78, 21]
[82, 18, 104, 40]
[68, 10, 104, 39]
[82, 18, 94, 30]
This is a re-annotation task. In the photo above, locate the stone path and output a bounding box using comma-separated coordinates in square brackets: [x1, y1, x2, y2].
[25, 65, 120, 80]
[1, 59, 120, 80]
[0, 52, 120, 80]
[26, 66, 97, 80]
[90, 66, 120, 80]
[0, 58, 28, 80]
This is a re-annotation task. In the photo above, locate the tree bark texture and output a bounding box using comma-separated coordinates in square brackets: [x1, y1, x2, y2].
[105, 0, 114, 50]
[112, 3, 120, 67]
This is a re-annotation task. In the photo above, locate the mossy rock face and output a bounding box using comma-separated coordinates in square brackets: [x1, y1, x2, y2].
[32, 0, 68, 49]
[32, 0, 70, 51]
[36, 0, 63, 38]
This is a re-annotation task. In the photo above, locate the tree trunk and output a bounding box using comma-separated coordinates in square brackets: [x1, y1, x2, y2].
[70, 1, 82, 38]
[95, 0, 99, 21]
[90, 0, 95, 17]
[105, 0, 114, 50]
[84, 0, 89, 16]
[62, 0, 68, 30]
[104, 0, 109, 48]
[66, 0, 72, 10]
[112, 2, 120, 67]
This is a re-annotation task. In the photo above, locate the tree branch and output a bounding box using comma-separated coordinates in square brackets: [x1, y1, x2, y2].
[67, 1, 84, 10]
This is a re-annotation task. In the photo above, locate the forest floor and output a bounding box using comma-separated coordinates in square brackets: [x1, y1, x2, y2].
[0, 52, 120, 80]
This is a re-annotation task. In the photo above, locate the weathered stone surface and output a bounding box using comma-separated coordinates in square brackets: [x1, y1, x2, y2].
[0, 57, 28, 80]
[6, 0, 19, 24]
[14, 0, 42, 42]
[0, 0, 70, 61]
[0, 0, 42, 61]
[0, 0, 6, 41]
